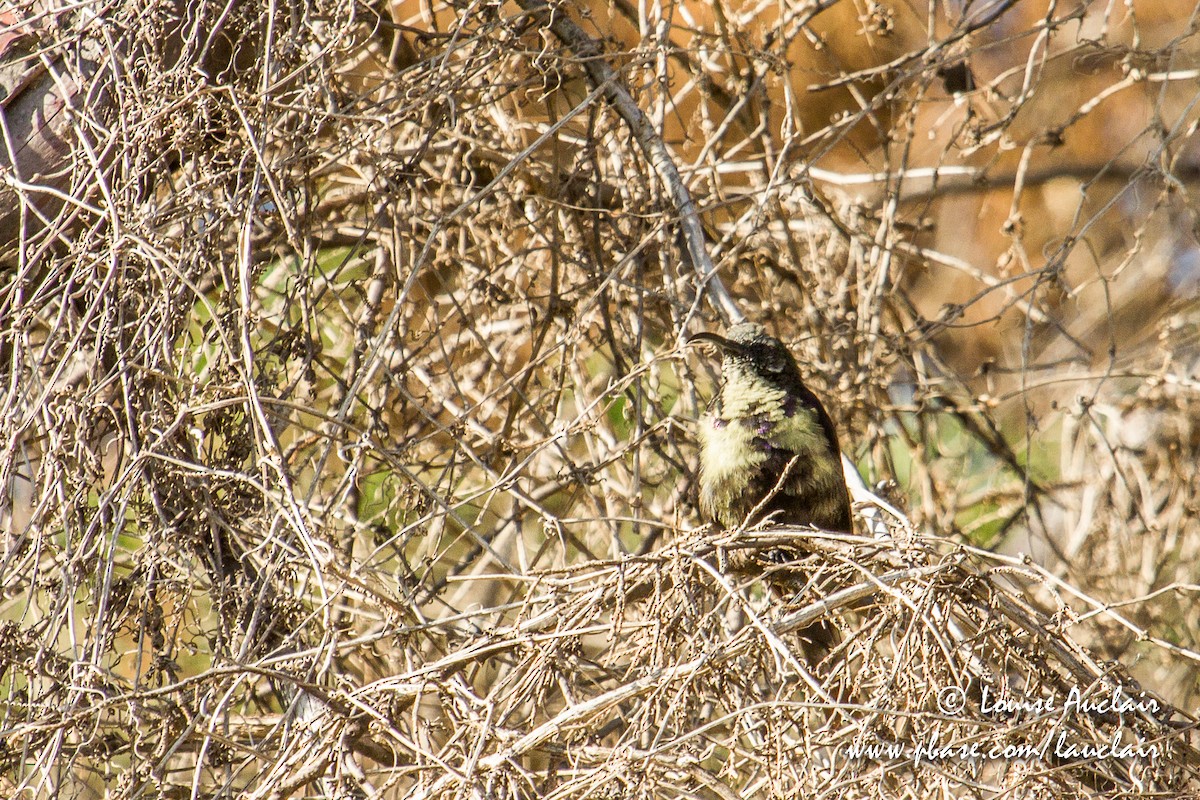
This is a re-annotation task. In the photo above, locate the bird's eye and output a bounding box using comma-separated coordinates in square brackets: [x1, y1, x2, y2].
[766, 355, 785, 372]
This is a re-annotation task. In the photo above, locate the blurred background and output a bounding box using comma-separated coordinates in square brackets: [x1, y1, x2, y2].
[3, 0, 1199, 795]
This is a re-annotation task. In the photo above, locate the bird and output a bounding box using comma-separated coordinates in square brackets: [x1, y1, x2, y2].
[689, 322, 853, 533]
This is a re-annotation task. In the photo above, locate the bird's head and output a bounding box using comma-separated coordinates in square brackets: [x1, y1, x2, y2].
[688, 322, 804, 389]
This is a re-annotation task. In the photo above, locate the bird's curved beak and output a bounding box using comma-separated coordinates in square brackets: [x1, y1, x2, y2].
[687, 331, 746, 355]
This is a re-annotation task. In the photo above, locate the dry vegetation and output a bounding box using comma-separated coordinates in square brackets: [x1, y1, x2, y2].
[3, 0, 1200, 796]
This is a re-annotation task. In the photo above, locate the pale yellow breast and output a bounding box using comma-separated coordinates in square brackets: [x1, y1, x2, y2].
[698, 418, 760, 525]
[698, 418, 764, 493]
[697, 365, 839, 525]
